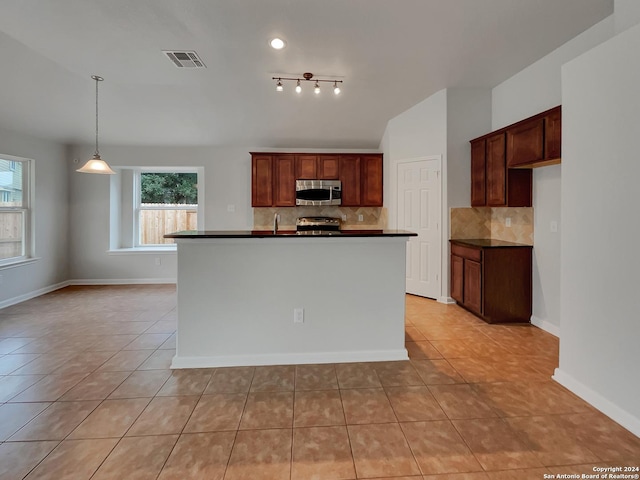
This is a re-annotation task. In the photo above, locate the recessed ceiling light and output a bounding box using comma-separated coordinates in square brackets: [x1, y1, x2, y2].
[269, 38, 286, 50]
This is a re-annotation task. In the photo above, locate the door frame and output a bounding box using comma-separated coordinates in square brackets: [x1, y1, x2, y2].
[395, 155, 443, 301]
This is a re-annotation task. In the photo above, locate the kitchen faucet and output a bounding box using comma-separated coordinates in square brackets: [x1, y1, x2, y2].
[273, 212, 279, 234]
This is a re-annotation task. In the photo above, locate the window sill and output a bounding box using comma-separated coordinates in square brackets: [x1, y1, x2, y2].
[107, 247, 176, 255]
[0, 257, 41, 271]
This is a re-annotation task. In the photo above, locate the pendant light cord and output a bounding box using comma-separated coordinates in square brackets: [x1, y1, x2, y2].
[91, 75, 104, 157]
[94, 76, 100, 156]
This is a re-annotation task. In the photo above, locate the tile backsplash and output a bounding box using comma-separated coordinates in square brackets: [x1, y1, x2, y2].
[450, 207, 533, 245]
[254, 207, 387, 230]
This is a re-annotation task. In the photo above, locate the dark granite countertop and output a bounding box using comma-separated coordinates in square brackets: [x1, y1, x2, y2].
[165, 230, 417, 239]
[450, 238, 533, 248]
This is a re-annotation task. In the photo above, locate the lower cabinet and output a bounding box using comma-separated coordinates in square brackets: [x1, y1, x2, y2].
[450, 240, 532, 323]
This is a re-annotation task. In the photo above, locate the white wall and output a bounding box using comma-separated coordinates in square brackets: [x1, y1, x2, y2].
[615, 0, 640, 33]
[68, 144, 383, 281]
[446, 89, 493, 210]
[381, 88, 491, 301]
[0, 127, 69, 306]
[68, 145, 252, 281]
[556, 21, 640, 436]
[491, 16, 614, 334]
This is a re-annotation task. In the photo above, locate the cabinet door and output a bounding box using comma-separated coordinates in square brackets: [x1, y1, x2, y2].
[361, 154, 383, 206]
[318, 155, 340, 179]
[463, 259, 482, 314]
[506, 118, 544, 167]
[545, 107, 562, 160]
[339, 156, 361, 206]
[451, 255, 464, 304]
[486, 133, 506, 206]
[251, 155, 273, 207]
[273, 155, 296, 206]
[470, 139, 486, 207]
[295, 155, 317, 179]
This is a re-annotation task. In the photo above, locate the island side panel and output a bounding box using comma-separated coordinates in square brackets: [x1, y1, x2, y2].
[172, 237, 408, 367]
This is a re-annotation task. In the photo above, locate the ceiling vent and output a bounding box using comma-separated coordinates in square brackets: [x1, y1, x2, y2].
[162, 51, 206, 68]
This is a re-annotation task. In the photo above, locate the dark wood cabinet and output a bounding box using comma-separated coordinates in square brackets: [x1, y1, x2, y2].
[450, 240, 532, 324]
[273, 155, 296, 206]
[450, 254, 464, 303]
[251, 155, 273, 207]
[463, 259, 482, 315]
[295, 155, 318, 179]
[318, 155, 340, 179]
[486, 133, 507, 206]
[470, 133, 532, 207]
[251, 152, 382, 207]
[469, 106, 560, 207]
[506, 118, 544, 168]
[360, 155, 384, 206]
[339, 156, 361, 206]
[470, 139, 486, 207]
[544, 107, 562, 161]
[295, 155, 340, 180]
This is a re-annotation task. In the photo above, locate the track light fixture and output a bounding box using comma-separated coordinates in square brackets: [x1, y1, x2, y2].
[272, 72, 342, 95]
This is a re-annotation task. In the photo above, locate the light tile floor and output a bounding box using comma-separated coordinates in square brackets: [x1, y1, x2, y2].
[0, 286, 638, 479]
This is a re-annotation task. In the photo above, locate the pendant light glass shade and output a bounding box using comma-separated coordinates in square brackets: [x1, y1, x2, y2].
[77, 75, 116, 175]
[77, 154, 116, 174]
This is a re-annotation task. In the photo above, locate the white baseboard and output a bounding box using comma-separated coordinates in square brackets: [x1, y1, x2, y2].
[530, 315, 560, 337]
[438, 296, 456, 304]
[68, 278, 177, 285]
[553, 368, 640, 437]
[0, 280, 71, 309]
[171, 349, 409, 369]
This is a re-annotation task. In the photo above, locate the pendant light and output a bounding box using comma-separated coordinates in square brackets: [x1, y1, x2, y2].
[76, 75, 116, 174]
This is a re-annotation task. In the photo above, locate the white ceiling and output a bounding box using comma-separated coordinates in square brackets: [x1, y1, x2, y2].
[0, 0, 613, 149]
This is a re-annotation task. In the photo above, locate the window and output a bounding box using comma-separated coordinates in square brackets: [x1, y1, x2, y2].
[134, 170, 200, 246]
[0, 156, 31, 265]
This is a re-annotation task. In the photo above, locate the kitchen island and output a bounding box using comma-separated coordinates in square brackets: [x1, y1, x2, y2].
[164, 230, 416, 368]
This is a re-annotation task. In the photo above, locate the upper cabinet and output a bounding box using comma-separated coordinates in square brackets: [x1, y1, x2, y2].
[251, 152, 383, 207]
[360, 155, 384, 206]
[339, 155, 361, 206]
[471, 134, 532, 207]
[295, 155, 340, 180]
[470, 139, 486, 206]
[273, 155, 296, 206]
[470, 105, 560, 207]
[544, 107, 562, 162]
[251, 155, 273, 207]
[506, 118, 544, 167]
[506, 106, 562, 168]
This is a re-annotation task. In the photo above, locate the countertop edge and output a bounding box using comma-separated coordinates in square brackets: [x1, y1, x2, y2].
[450, 238, 533, 248]
[165, 230, 417, 239]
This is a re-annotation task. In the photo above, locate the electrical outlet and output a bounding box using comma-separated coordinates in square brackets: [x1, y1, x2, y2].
[227, 204, 235, 213]
[505, 217, 511, 227]
[550, 221, 558, 233]
[154, 257, 161, 266]
[294, 308, 304, 323]
[358, 214, 364, 222]
[341, 214, 347, 221]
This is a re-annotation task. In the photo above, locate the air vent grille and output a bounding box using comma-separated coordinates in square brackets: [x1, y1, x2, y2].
[162, 50, 206, 68]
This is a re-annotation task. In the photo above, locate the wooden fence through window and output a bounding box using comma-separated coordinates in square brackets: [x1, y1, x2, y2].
[140, 206, 197, 245]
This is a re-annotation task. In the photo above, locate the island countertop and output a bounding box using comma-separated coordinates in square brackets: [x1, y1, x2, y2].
[165, 229, 417, 239]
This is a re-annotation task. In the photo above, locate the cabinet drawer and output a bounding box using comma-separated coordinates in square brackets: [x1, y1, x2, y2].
[451, 244, 482, 262]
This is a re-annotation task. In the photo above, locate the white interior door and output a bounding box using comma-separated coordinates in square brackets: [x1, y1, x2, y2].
[397, 158, 442, 299]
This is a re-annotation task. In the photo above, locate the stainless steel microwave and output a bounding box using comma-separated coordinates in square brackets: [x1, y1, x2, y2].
[295, 180, 342, 206]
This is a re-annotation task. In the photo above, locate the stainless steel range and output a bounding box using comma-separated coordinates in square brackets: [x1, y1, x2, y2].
[296, 217, 341, 235]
